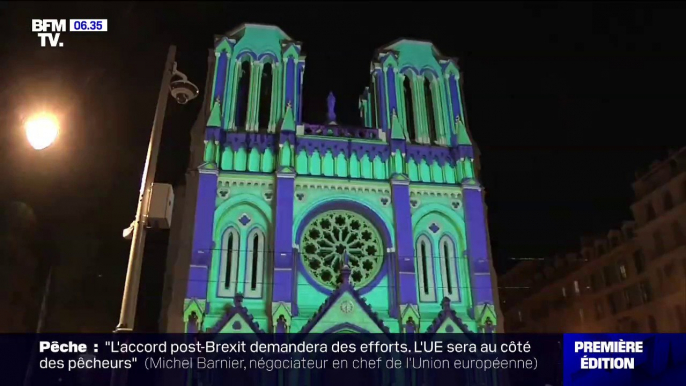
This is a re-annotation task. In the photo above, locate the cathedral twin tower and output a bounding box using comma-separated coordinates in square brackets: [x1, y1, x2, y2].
[171, 23, 501, 338]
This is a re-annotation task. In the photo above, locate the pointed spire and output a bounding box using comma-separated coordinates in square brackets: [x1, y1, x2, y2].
[280, 103, 296, 132]
[207, 98, 222, 127]
[391, 109, 405, 140]
[234, 293, 244, 307]
[456, 116, 471, 145]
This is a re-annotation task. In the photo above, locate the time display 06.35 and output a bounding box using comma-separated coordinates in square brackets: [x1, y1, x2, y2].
[69, 19, 108, 32]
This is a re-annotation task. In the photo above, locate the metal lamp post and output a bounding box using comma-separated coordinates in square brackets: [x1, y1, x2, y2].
[21, 113, 59, 386]
[115, 45, 198, 333]
[109, 45, 198, 386]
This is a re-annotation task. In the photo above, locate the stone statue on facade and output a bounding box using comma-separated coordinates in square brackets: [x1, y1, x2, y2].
[327, 91, 337, 124]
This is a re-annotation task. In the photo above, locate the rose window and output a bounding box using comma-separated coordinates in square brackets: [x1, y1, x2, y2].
[301, 210, 384, 288]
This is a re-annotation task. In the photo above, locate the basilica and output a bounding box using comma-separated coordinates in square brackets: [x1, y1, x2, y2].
[164, 23, 501, 340]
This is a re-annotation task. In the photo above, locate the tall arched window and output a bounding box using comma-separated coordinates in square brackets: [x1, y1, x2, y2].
[245, 229, 265, 298]
[416, 235, 436, 302]
[424, 77, 437, 145]
[219, 228, 240, 296]
[258, 62, 273, 131]
[439, 236, 460, 301]
[235, 60, 252, 130]
[403, 76, 416, 143]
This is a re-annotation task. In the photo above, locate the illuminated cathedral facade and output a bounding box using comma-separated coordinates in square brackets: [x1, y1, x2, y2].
[173, 23, 501, 339]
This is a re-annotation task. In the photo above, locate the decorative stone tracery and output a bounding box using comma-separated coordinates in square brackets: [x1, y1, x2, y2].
[301, 210, 384, 288]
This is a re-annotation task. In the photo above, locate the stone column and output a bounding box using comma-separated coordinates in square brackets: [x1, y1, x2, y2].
[272, 166, 296, 307]
[462, 183, 495, 307]
[185, 169, 218, 302]
[391, 176, 418, 306]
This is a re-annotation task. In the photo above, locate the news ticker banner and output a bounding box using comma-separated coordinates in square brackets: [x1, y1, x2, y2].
[3, 333, 685, 386]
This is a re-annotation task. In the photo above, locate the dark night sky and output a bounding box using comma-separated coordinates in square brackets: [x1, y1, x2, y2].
[1, 1, 685, 332]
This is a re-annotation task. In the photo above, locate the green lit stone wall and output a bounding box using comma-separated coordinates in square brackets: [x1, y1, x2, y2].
[183, 24, 497, 337]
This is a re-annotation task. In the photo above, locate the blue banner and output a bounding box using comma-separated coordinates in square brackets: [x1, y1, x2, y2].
[563, 334, 686, 386]
[3, 333, 685, 385]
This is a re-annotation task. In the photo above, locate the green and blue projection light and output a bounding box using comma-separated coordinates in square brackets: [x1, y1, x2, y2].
[183, 23, 498, 339]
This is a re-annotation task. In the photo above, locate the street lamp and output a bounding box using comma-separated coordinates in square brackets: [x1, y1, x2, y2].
[25, 113, 59, 150]
[115, 45, 199, 334]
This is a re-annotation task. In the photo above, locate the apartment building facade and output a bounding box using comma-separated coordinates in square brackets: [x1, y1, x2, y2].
[500, 148, 686, 333]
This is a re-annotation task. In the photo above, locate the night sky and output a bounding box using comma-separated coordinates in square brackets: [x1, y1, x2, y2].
[1, 1, 684, 332]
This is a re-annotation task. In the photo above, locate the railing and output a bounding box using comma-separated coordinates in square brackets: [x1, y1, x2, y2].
[302, 124, 380, 140]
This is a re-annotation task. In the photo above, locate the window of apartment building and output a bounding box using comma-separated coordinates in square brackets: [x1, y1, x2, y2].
[583, 277, 592, 292]
[597, 244, 607, 256]
[579, 308, 585, 323]
[663, 191, 674, 211]
[608, 293, 620, 315]
[664, 261, 675, 279]
[675, 305, 686, 332]
[623, 287, 633, 309]
[618, 260, 628, 281]
[672, 221, 685, 245]
[633, 250, 646, 274]
[654, 231, 665, 256]
[591, 271, 604, 292]
[562, 286, 567, 298]
[648, 315, 658, 333]
[639, 281, 653, 303]
[610, 236, 619, 248]
[646, 203, 656, 221]
[517, 310, 523, 323]
[630, 320, 640, 333]
[603, 265, 619, 286]
[657, 269, 665, 288]
[595, 300, 604, 320]
[574, 280, 580, 295]
[531, 305, 550, 321]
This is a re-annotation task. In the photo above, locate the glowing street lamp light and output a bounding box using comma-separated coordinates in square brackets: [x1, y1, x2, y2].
[25, 113, 59, 150]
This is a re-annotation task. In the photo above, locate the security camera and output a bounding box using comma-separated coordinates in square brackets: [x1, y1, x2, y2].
[169, 63, 199, 105]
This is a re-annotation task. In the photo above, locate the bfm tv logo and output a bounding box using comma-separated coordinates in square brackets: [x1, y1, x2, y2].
[32, 19, 66, 47]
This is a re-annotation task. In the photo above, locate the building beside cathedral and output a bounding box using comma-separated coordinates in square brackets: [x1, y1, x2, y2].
[161, 23, 502, 340]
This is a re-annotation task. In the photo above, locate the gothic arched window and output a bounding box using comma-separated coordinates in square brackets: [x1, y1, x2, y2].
[235, 60, 252, 130]
[403, 76, 417, 143]
[439, 236, 459, 301]
[424, 77, 438, 145]
[219, 228, 240, 296]
[258, 62, 273, 131]
[245, 229, 266, 298]
[416, 235, 436, 302]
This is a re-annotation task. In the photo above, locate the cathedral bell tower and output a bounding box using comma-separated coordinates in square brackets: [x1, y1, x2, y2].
[207, 23, 306, 134]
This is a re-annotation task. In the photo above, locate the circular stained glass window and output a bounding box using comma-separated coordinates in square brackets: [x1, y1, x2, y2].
[301, 210, 384, 288]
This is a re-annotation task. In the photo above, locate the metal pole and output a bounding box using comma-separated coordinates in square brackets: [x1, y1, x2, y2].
[23, 267, 52, 386]
[115, 45, 177, 333]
